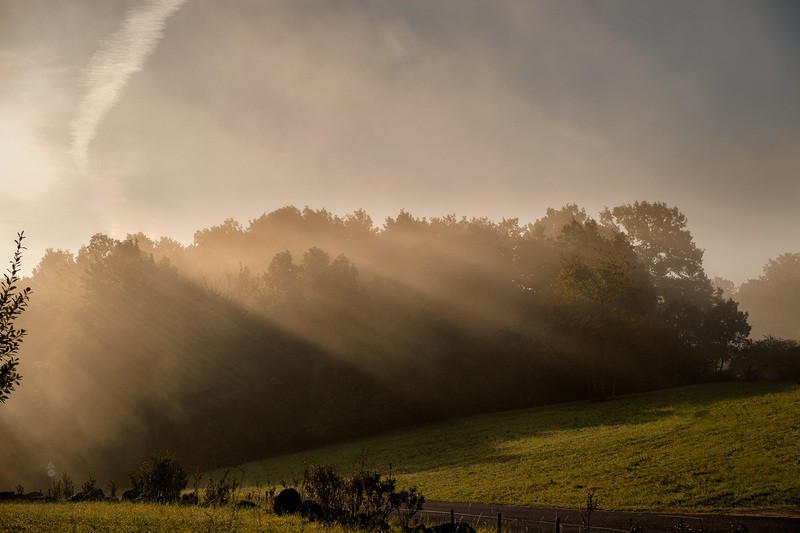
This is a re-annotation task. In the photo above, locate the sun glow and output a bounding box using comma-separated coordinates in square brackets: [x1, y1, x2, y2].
[0, 109, 61, 198]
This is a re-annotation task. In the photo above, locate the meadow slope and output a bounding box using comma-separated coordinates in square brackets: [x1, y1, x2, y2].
[229, 381, 800, 512]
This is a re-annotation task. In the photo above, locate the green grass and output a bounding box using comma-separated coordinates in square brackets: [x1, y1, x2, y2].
[0, 502, 348, 532]
[0, 502, 506, 533]
[3, 382, 797, 532]
[228, 381, 800, 513]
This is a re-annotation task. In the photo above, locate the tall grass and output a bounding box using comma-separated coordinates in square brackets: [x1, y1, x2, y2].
[230, 381, 800, 512]
[0, 501, 347, 532]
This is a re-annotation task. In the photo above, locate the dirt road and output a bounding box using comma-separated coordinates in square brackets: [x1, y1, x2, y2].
[419, 500, 800, 532]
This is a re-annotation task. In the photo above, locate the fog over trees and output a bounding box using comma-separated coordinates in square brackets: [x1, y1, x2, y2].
[736, 253, 800, 341]
[1, 201, 797, 487]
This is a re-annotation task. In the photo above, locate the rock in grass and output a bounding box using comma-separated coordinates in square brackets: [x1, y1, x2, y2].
[273, 488, 302, 515]
[235, 500, 257, 509]
[429, 524, 477, 533]
[301, 499, 324, 521]
[180, 492, 198, 506]
[85, 488, 105, 501]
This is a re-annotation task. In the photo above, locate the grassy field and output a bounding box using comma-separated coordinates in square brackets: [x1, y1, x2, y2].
[0, 501, 350, 533]
[0, 502, 507, 532]
[2, 382, 797, 532]
[227, 381, 800, 513]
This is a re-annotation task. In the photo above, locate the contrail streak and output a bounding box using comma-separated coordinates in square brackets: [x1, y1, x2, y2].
[69, 0, 188, 172]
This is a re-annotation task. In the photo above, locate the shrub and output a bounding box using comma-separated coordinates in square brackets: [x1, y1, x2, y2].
[81, 475, 97, 494]
[391, 486, 425, 528]
[107, 479, 118, 499]
[129, 453, 188, 503]
[301, 459, 424, 529]
[204, 470, 240, 506]
[54, 470, 75, 500]
[303, 464, 347, 521]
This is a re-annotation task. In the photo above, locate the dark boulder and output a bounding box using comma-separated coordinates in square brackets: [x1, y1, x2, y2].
[180, 492, 198, 506]
[67, 488, 105, 502]
[301, 499, 324, 521]
[122, 489, 140, 502]
[85, 488, 105, 501]
[273, 487, 302, 515]
[235, 500, 257, 509]
[430, 524, 477, 533]
[402, 526, 432, 533]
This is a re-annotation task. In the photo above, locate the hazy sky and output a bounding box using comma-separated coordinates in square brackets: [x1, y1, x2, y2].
[1, 0, 798, 283]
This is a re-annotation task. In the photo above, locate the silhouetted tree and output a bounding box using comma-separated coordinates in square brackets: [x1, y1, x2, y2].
[0, 232, 31, 403]
[551, 219, 656, 400]
[1, 202, 763, 486]
[700, 292, 751, 374]
[530, 204, 590, 241]
[601, 201, 713, 307]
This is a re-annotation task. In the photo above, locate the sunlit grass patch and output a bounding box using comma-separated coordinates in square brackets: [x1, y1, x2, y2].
[231, 381, 800, 512]
[0, 501, 347, 532]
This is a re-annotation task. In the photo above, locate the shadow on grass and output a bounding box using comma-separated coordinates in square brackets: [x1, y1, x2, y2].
[233, 380, 798, 487]
[378, 380, 799, 474]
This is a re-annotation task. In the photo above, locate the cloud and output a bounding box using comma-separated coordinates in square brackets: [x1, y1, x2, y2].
[69, 0, 188, 172]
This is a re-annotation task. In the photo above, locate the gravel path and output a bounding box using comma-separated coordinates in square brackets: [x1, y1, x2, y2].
[419, 500, 800, 532]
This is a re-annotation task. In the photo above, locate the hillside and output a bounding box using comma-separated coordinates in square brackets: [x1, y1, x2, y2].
[228, 381, 800, 512]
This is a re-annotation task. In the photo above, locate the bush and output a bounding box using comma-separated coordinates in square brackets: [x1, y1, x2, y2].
[81, 475, 97, 494]
[391, 486, 425, 528]
[129, 453, 188, 503]
[53, 470, 75, 500]
[107, 479, 118, 499]
[731, 336, 800, 381]
[303, 464, 347, 521]
[204, 470, 240, 506]
[301, 459, 424, 529]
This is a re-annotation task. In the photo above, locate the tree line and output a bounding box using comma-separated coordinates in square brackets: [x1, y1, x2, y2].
[2, 201, 797, 487]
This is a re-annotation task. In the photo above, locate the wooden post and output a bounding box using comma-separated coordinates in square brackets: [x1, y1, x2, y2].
[555, 516, 561, 533]
[450, 508, 455, 527]
[497, 512, 502, 532]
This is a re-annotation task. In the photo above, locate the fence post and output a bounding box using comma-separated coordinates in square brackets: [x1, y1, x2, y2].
[497, 512, 502, 532]
[450, 508, 455, 528]
[555, 516, 561, 533]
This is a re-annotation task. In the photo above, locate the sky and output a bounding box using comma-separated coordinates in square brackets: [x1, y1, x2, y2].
[1, 0, 798, 284]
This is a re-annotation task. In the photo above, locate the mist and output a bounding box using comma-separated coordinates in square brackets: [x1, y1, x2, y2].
[4, 201, 796, 490]
[2, 1, 800, 490]
[2, 1, 799, 284]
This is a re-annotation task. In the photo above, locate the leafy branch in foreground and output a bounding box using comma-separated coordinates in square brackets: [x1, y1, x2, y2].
[0, 231, 32, 403]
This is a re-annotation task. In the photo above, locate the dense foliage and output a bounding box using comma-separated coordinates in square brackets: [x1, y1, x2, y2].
[2, 201, 792, 487]
[129, 454, 188, 503]
[300, 460, 423, 528]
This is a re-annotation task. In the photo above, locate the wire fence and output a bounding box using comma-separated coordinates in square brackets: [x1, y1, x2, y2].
[416, 507, 634, 533]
